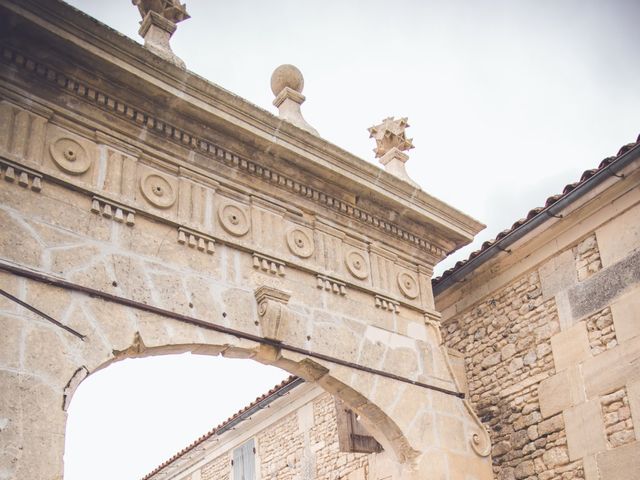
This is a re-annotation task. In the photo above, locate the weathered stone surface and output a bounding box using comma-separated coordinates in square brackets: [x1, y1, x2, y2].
[0, 208, 43, 268]
[627, 380, 640, 440]
[582, 334, 640, 397]
[538, 249, 577, 301]
[596, 202, 640, 268]
[610, 286, 640, 343]
[0, 314, 22, 370]
[538, 414, 564, 436]
[550, 320, 591, 372]
[538, 367, 585, 419]
[564, 400, 607, 461]
[514, 459, 535, 479]
[595, 440, 640, 480]
[567, 247, 640, 321]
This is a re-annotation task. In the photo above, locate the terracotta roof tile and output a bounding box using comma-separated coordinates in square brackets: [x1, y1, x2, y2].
[141, 375, 301, 480]
[433, 134, 640, 286]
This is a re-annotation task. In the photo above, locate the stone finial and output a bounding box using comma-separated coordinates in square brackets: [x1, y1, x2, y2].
[132, 0, 190, 68]
[368, 117, 418, 187]
[270, 64, 319, 136]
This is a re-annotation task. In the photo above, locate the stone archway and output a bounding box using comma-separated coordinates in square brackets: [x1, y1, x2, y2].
[0, 1, 493, 479]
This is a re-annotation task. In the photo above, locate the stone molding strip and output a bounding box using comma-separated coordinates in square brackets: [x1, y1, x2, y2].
[0, 44, 446, 258]
[1, 148, 436, 318]
[178, 226, 215, 254]
[0, 156, 41, 191]
[90, 195, 135, 225]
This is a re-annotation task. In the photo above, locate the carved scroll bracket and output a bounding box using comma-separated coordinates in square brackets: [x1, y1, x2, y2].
[254, 286, 292, 342]
[430, 313, 492, 458]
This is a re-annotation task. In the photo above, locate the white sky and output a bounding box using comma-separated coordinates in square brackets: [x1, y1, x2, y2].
[60, 1, 640, 479]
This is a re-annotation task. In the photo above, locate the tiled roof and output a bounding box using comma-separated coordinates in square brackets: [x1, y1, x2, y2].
[141, 375, 302, 480]
[433, 134, 640, 286]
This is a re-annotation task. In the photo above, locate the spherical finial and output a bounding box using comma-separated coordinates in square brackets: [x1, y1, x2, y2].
[270, 64, 304, 96]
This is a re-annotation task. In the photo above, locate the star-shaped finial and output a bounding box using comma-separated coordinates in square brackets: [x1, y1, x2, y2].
[132, 0, 190, 23]
[368, 117, 414, 158]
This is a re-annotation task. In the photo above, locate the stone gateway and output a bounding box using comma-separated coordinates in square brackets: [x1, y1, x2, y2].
[0, 2, 638, 480]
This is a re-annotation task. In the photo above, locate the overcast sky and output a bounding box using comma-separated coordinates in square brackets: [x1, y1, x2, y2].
[60, 1, 640, 479]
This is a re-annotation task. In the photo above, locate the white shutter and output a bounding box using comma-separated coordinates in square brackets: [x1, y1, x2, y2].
[233, 439, 255, 480]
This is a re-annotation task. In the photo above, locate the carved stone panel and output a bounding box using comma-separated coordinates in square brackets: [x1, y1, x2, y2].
[286, 226, 314, 258]
[397, 271, 419, 300]
[218, 200, 251, 237]
[45, 126, 96, 179]
[0, 101, 48, 165]
[102, 147, 137, 200]
[345, 249, 370, 280]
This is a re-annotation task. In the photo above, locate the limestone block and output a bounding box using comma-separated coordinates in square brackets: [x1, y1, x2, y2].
[564, 400, 607, 461]
[372, 376, 405, 414]
[0, 314, 22, 370]
[28, 218, 81, 248]
[148, 271, 191, 314]
[384, 346, 419, 379]
[25, 280, 76, 321]
[595, 440, 640, 480]
[447, 348, 469, 396]
[582, 335, 640, 398]
[567, 247, 640, 322]
[513, 459, 535, 479]
[390, 384, 429, 435]
[538, 367, 585, 419]
[0, 271, 20, 313]
[84, 298, 139, 354]
[582, 455, 599, 480]
[435, 414, 466, 452]
[23, 325, 80, 388]
[550, 321, 591, 372]
[406, 410, 437, 452]
[312, 312, 359, 360]
[0, 208, 43, 268]
[538, 414, 564, 436]
[610, 286, 640, 343]
[221, 288, 262, 337]
[628, 381, 640, 439]
[358, 339, 387, 372]
[111, 255, 156, 305]
[538, 249, 577, 301]
[69, 260, 115, 296]
[596, 203, 640, 268]
[446, 450, 494, 480]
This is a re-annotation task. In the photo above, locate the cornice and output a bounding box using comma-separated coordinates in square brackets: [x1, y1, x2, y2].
[0, 43, 450, 260]
[0, 0, 483, 251]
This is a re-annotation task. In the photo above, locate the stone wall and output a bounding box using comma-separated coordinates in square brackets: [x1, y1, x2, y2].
[192, 391, 371, 480]
[443, 270, 576, 480]
[438, 170, 640, 480]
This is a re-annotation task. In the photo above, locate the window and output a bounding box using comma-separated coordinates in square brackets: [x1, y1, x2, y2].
[232, 438, 255, 480]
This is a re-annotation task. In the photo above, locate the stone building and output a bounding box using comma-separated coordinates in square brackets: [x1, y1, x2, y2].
[0, 1, 638, 480]
[141, 377, 391, 480]
[143, 136, 640, 480]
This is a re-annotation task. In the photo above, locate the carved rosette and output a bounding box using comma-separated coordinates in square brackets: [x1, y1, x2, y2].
[140, 173, 176, 208]
[286, 227, 314, 258]
[218, 202, 250, 236]
[397, 271, 419, 299]
[255, 286, 291, 342]
[345, 250, 369, 279]
[49, 138, 91, 174]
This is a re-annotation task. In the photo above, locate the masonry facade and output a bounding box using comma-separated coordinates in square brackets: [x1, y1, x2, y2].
[145, 141, 640, 480]
[143, 379, 397, 480]
[436, 143, 640, 480]
[0, 1, 494, 480]
[1, 1, 638, 480]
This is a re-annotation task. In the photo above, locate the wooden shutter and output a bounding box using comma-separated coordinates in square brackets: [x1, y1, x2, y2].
[232, 438, 255, 480]
[335, 399, 383, 454]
